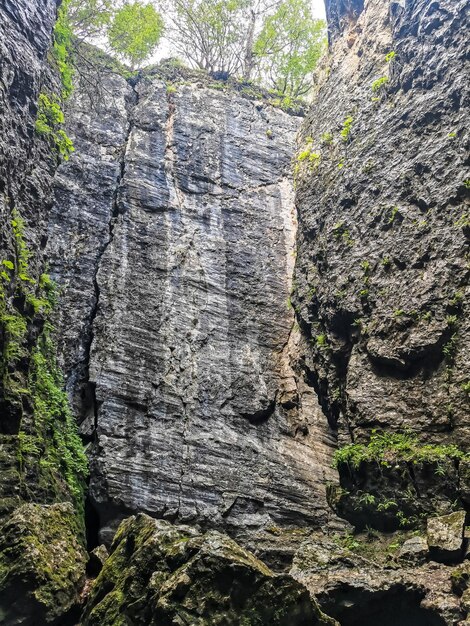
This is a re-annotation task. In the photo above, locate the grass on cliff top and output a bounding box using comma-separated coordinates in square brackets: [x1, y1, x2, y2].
[334, 430, 467, 470]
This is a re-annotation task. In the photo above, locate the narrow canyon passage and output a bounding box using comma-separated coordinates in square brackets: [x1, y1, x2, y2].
[0, 0, 468, 623]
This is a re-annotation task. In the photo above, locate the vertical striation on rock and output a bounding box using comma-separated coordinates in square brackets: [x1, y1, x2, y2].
[48, 68, 341, 558]
[293, 0, 470, 449]
[47, 67, 134, 428]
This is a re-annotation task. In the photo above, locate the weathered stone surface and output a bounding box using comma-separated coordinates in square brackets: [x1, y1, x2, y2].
[293, 0, 470, 447]
[291, 533, 464, 625]
[427, 511, 466, 563]
[48, 67, 341, 556]
[0, 0, 62, 511]
[47, 64, 133, 426]
[86, 544, 109, 578]
[81, 513, 336, 625]
[0, 502, 87, 625]
[398, 536, 428, 564]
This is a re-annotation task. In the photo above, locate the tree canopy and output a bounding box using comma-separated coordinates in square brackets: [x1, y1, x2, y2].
[254, 0, 326, 98]
[60, 0, 326, 101]
[108, 3, 164, 68]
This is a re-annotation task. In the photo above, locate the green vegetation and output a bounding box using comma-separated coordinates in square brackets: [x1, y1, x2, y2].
[316, 334, 327, 348]
[35, 94, 74, 161]
[443, 332, 458, 364]
[108, 2, 164, 68]
[388, 205, 400, 224]
[371, 76, 389, 93]
[0, 209, 87, 523]
[52, 0, 74, 97]
[60, 0, 326, 104]
[293, 137, 322, 182]
[27, 323, 88, 511]
[321, 131, 333, 145]
[340, 116, 354, 142]
[385, 50, 396, 63]
[332, 221, 354, 246]
[254, 0, 326, 98]
[333, 430, 467, 470]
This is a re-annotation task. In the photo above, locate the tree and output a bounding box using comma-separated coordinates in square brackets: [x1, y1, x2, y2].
[66, 0, 115, 40]
[254, 0, 326, 98]
[240, 0, 280, 80]
[167, 0, 249, 75]
[108, 2, 164, 68]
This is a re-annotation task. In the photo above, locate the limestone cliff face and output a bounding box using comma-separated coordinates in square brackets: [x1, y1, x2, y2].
[294, 0, 469, 460]
[48, 69, 340, 556]
[0, 2, 89, 623]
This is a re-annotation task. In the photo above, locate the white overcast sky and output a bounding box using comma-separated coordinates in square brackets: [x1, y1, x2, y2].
[311, 0, 326, 19]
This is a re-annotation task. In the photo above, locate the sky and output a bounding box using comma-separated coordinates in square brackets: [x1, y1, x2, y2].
[311, 0, 326, 19]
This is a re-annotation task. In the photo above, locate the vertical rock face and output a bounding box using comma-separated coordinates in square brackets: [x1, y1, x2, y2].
[48, 72, 339, 553]
[0, 0, 63, 509]
[293, 0, 469, 449]
[0, 3, 89, 623]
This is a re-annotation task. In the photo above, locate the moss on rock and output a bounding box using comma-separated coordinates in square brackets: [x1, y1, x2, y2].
[82, 513, 336, 626]
[0, 502, 87, 624]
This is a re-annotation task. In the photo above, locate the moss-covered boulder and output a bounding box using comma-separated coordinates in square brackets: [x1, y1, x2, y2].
[82, 513, 336, 625]
[427, 510, 466, 563]
[0, 502, 87, 625]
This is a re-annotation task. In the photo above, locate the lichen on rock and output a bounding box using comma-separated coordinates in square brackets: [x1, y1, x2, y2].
[0, 502, 87, 625]
[81, 513, 335, 625]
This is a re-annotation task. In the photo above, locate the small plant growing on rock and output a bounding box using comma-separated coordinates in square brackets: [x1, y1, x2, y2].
[385, 51, 396, 63]
[388, 206, 400, 224]
[371, 76, 389, 93]
[35, 93, 74, 161]
[340, 116, 354, 142]
[332, 221, 354, 245]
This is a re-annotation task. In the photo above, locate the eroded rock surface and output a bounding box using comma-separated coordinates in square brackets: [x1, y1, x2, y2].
[81, 513, 336, 626]
[293, 0, 470, 449]
[291, 532, 467, 625]
[0, 502, 87, 625]
[47, 68, 340, 556]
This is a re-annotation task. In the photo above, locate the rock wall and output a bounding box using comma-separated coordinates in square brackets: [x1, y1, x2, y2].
[0, 2, 89, 623]
[47, 68, 340, 558]
[294, 0, 469, 453]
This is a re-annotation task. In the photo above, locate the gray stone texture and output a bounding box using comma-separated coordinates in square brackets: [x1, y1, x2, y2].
[48, 72, 340, 555]
[293, 0, 470, 452]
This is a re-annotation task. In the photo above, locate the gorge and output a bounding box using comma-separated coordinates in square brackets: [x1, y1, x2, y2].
[0, 0, 469, 624]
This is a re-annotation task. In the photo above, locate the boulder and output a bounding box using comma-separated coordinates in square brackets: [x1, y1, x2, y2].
[81, 513, 336, 625]
[0, 502, 87, 625]
[398, 536, 428, 564]
[427, 511, 466, 563]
